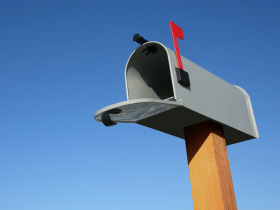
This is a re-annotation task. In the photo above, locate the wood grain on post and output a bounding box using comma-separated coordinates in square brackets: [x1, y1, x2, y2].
[184, 121, 237, 210]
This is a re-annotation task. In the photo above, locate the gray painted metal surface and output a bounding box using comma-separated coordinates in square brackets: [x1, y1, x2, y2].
[95, 41, 259, 145]
[95, 98, 181, 123]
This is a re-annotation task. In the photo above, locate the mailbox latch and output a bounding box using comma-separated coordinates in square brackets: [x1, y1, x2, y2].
[176, 67, 190, 87]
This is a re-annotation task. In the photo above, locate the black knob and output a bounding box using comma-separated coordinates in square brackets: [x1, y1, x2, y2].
[133, 33, 148, 45]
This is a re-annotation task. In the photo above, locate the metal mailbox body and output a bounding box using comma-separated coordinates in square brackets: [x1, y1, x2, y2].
[95, 41, 259, 145]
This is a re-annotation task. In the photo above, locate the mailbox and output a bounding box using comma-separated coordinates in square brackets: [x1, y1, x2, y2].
[94, 41, 259, 145]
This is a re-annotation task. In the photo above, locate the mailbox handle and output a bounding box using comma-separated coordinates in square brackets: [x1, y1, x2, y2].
[170, 21, 184, 70]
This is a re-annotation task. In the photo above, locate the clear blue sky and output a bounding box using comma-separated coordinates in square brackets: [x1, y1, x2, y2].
[0, 0, 279, 209]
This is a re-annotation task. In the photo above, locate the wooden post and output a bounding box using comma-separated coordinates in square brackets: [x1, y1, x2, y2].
[184, 121, 237, 210]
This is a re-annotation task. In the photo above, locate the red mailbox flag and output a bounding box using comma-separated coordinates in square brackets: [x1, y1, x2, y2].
[170, 21, 184, 70]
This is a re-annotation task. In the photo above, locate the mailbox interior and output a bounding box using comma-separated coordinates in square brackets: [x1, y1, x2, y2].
[126, 43, 174, 101]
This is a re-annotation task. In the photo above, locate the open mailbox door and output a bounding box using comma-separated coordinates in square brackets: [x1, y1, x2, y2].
[94, 41, 259, 145]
